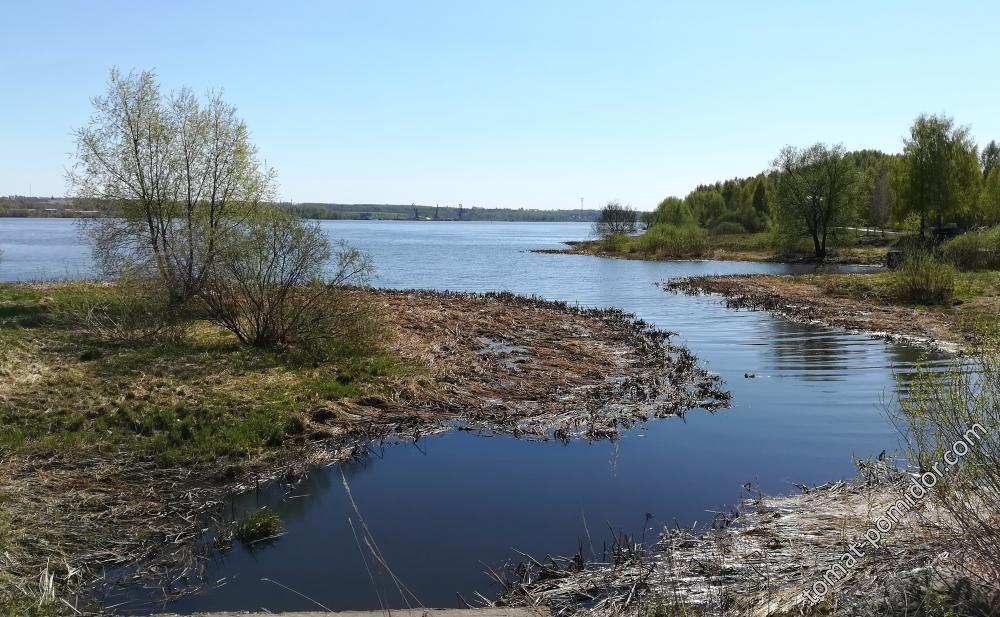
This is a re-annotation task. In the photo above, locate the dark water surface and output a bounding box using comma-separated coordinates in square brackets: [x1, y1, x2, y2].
[0, 219, 945, 613]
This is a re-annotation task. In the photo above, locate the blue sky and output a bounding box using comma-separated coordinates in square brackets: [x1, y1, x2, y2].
[2, 1, 998, 210]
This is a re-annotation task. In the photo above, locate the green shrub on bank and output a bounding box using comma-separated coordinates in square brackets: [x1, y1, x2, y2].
[634, 224, 707, 258]
[709, 221, 746, 236]
[893, 253, 956, 304]
[600, 232, 631, 252]
[941, 226, 1000, 270]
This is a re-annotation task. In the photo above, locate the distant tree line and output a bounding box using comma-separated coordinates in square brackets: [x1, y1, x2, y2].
[1, 195, 601, 223]
[637, 114, 1000, 259]
[285, 202, 601, 222]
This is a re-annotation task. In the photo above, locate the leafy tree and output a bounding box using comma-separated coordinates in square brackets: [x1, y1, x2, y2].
[69, 68, 274, 303]
[898, 114, 980, 237]
[654, 196, 695, 226]
[773, 143, 858, 259]
[684, 189, 726, 225]
[592, 201, 637, 238]
[982, 140, 1000, 179]
[982, 167, 1000, 225]
[751, 176, 770, 218]
[869, 167, 891, 235]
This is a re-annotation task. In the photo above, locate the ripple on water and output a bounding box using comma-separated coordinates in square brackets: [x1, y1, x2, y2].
[0, 219, 954, 613]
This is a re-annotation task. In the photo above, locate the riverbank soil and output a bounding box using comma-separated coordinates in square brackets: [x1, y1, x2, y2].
[665, 271, 1000, 352]
[0, 284, 728, 613]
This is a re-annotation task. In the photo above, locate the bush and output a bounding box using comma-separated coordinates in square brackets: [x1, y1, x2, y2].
[599, 233, 630, 252]
[941, 226, 1000, 270]
[199, 207, 377, 354]
[896, 341, 1000, 596]
[709, 221, 746, 236]
[634, 224, 707, 258]
[892, 253, 956, 305]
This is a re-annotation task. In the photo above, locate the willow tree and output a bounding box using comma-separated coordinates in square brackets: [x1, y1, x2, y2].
[773, 143, 858, 259]
[69, 68, 274, 302]
[898, 114, 980, 237]
[653, 196, 695, 226]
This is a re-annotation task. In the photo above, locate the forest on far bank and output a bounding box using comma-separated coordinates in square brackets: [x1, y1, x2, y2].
[0, 195, 600, 223]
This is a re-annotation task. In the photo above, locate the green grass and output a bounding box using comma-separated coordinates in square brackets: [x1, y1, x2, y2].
[0, 282, 414, 469]
[576, 229, 897, 264]
[232, 509, 285, 544]
[803, 270, 1000, 338]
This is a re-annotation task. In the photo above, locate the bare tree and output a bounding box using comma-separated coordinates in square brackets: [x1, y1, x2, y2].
[592, 201, 638, 238]
[198, 207, 375, 351]
[69, 68, 273, 303]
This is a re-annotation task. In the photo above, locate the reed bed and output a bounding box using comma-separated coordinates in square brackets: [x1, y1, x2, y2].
[495, 459, 990, 617]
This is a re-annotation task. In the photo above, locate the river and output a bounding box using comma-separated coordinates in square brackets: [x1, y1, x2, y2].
[0, 218, 945, 613]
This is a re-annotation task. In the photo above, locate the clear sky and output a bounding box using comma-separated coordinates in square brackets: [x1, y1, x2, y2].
[2, 1, 998, 210]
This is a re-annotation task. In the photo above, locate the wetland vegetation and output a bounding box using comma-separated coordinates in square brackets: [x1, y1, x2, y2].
[2, 25, 999, 617]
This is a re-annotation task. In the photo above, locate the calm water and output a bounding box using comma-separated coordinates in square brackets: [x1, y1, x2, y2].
[0, 219, 944, 613]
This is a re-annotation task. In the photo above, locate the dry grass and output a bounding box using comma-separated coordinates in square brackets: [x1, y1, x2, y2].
[664, 273, 1000, 352]
[0, 283, 727, 612]
[498, 462, 991, 617]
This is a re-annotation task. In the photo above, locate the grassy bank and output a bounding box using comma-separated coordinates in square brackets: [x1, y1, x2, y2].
[551, 231, 895, 265]
[801, 269, 1000, 337]
[0, 282, 411, 615]
[0, 283, 409, 467]
[0, 282, 727, 614]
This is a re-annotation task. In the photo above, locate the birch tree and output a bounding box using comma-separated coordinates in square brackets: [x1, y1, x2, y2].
[69, 68, 274, 302]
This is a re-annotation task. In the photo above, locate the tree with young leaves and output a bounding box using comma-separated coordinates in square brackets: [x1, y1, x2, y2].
[869, 167, 891, 236]
[898, 114, 980, 237]
[751, 175, 770, 218]
[653, 196, 695, 226]
[69, 68, 274, 303]
[684, 188, 726, 225]
[773, 143, 858, 259]
[981, 140, 1000, 180]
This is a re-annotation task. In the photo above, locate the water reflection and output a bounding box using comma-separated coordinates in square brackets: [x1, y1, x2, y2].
[0, 220, 954, 614]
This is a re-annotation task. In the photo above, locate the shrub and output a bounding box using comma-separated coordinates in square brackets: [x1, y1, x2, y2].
[599, 232, 630, 252]
[709, 221, 746, 236]
[895, 341, 1000, 597]
[892, 253, 956, 305]
[634, 224, 707, 258]
[941, 226, 1000, 270]
[199, 208, 377, 354]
